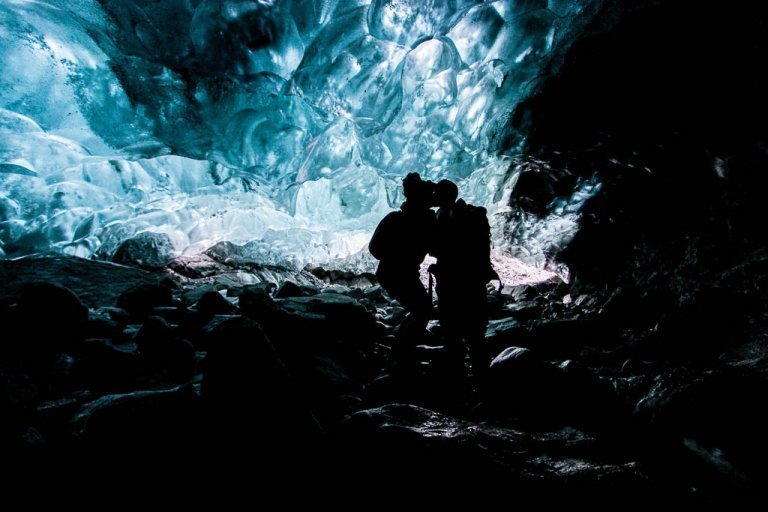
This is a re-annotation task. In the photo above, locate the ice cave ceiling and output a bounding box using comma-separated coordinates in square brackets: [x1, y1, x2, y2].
[0, 0, 597, 268]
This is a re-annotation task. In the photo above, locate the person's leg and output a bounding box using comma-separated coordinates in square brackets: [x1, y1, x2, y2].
[465, 282, 490, 388]
[394, 275, 431, 345]
[437, 278, 469, 370]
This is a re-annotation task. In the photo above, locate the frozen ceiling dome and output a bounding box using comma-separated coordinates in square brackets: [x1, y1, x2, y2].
[0, 0, 593, 269]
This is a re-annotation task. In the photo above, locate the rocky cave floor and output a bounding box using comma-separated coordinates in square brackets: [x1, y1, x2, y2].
[2, 244, 768, 497]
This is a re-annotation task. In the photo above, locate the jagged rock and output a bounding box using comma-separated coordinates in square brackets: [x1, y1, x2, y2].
[111, 232, 176, 268]
[116, 283, 173, 320]
[306, 266, 376, 287]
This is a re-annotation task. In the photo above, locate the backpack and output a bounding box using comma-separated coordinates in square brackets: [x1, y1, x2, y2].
[462, 203, 500, 284]
[434, 201, 501, 289]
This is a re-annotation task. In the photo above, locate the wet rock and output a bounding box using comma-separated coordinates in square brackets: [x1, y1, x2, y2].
[111, 232, 176, 268]
[116, 283, 173, 320]
[337, 403, 649, 490]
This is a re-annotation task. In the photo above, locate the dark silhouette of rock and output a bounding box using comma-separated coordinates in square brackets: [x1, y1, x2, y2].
[134, 316, 196, 383]
[73, 338, 140, 392]
[85, 316, 123, 340]
[116, 283, 173, 320]
[483, 347, 625, 429]
[2, 283, 88, 362]
[193, 290, 235, 318]
[635, 368, 768, 489]
[279, 292, 381, 342]
[275, 280, 319, 298]
[111, 232, 176, 268]
[0, 256, 159, 308]
[71, 384, 200, 452]
[200, 316, 322, 462]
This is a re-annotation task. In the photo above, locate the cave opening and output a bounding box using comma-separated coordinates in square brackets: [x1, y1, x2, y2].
[2, 0, 768, 496]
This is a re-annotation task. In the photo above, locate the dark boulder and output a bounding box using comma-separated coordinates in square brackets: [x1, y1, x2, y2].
[134, 316, 195, 383]
[193, 290, 236, 318]
[200, 316, 322, 455]
[482, 347, 625, 429]
[635, 368, 768, 487]
[111, 232, 175, 268]
[3, 283, 88, 360]
[73, 338, 140, 392]
[71, 384, 200, 453]
[275, 280, 318, 298]
[116, 283, 173, 320]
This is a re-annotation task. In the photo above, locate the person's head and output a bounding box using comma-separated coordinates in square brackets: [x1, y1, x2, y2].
[435, 179, 458, 209]
[402, 172, 423, 199]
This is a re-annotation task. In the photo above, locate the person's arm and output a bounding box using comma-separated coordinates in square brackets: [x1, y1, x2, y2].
[369, 212, 397, 260]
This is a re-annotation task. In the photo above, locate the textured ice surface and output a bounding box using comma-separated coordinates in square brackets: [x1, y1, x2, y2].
[0, 0, 594, 268]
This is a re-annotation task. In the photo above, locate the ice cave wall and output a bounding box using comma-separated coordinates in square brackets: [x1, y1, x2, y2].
[0, 0, 597, 269]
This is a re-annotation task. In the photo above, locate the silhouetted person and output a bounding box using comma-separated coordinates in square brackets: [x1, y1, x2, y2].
[430, 179, 493, 383]
[369, 173, 436, 350]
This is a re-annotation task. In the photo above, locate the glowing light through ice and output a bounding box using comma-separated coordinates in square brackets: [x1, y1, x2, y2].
[0, 0, 592, 267]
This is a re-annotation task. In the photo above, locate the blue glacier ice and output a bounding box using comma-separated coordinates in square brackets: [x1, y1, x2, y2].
[0, 0, 595, 269]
